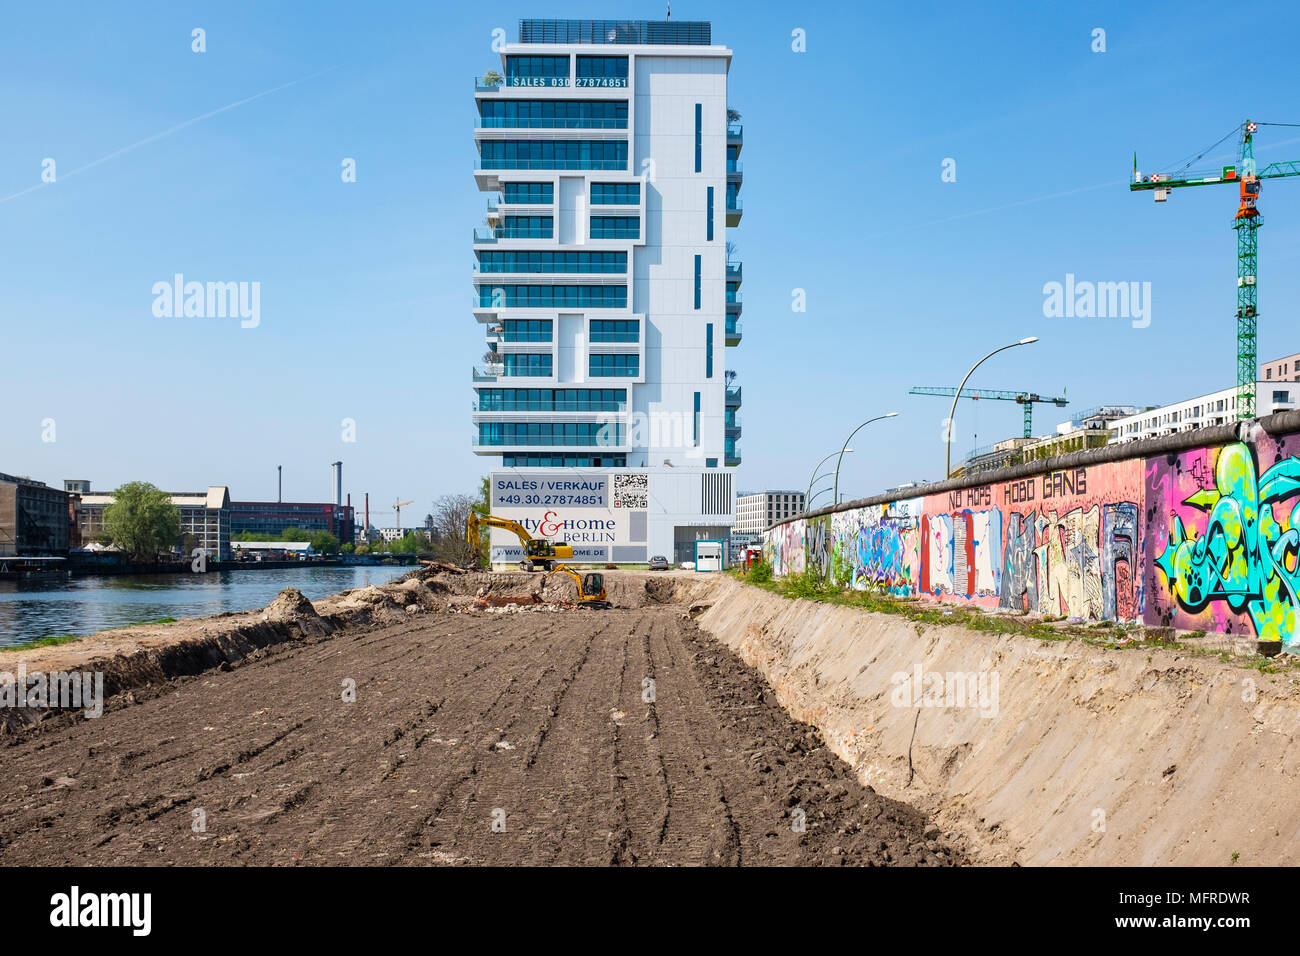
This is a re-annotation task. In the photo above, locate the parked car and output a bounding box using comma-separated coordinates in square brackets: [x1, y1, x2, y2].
[648, 555, 670, 571]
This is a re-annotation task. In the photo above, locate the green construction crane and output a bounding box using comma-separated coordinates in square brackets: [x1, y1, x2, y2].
[1130, 120, 1300, 419]
[908, 386, 1068, 438]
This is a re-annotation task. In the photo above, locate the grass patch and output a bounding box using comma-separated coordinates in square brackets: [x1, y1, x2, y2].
[731, 572, 1298, 671]
[1, 616, 180, 653]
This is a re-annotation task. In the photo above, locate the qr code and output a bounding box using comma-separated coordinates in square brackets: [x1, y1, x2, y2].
[613, 473, 648, 509]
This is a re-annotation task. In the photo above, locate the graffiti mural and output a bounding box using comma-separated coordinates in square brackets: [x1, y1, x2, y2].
[829, 499, 922, 593]
[766, 517, 805, 577]
[761, 428, 1300, 638]
[1145, 439, 1300, 646]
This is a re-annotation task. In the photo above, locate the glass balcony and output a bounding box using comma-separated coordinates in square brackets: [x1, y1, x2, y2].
[725, 261, 742, 282]
[725, 385, 742, 406]
[726, 195, 742, 212]
[725, 319, 742, 345]
[725, 290, 742, 304]
[475, 400, 628, 412]
[475, 75, 505, 92]
[727, 159, 743, 174]
[473, 364, 505, 381]
[477, 117, 628, 130]
[727, 122, 743, 141]
[472, 227, 497, 244]
[477, 158, 627, 171]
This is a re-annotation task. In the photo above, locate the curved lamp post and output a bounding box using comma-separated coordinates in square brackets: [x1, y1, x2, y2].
[833, 413, 898, 508]
[945, 337, 1038, 478]
[807, 483, 833, 510]
[804, 449, 852, 508]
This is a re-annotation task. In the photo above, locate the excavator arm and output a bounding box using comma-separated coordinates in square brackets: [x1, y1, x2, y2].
[547, 563, 610, 609]
[467, 512, 574, 571]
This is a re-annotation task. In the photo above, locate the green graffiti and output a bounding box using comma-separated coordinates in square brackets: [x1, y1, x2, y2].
[1156, 442, 1300, 644]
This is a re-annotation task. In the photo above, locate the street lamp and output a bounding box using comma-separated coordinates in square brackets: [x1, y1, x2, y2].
[804, 449, 852, 508]
[945, 337, 1038, 478]
[807, 483, 833, 509]
[833, 413, 898, 508]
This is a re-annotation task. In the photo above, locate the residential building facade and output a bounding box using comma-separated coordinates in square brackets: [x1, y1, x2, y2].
[735, 491, 804, 534]
[472, 19, 740, 564]
[1113, 384, 1298, 443]
[1261, 352, 1300, 383]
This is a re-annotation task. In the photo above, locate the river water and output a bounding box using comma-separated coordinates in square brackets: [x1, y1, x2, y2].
[0, 565, 412, 647]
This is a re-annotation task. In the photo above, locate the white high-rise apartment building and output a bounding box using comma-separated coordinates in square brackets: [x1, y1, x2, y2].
[735, 491, 805, 534]
[472, 19, 741, 565]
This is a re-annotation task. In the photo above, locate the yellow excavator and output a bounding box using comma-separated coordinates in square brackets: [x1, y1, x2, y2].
[466, 512, 574, 572]
[548, 563, 610, 609]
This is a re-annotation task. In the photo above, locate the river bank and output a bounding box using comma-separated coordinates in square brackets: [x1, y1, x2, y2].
[0, 565, 412, 647]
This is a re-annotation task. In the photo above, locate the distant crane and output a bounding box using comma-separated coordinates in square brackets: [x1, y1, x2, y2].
[392, 499, 414, 532]
[909, 386, 1068, 438]
[1131, 120, 1300, 418]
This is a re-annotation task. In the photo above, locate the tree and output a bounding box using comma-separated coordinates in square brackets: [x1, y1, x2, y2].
[103, 482, 182, 560]
[431, 491, 483, 565]
[309, 531, 340, 554]
[483, 69, 503, 87]
[727, 107, 741, 123]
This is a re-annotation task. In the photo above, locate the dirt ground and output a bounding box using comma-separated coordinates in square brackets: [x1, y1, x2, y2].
[0, 575, 959, 866]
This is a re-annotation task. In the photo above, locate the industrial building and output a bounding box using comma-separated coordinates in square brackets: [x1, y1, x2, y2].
[230, 501, 355, 546]
[75, 484, 232, 560]
[0, 473, 72, 556]
[735, 491, 805, 534]
[472, 18, 741, 564]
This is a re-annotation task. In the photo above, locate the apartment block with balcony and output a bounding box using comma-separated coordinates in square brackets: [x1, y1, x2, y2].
[470, 19, 741, 564]
[1113, 383, 1298, 443]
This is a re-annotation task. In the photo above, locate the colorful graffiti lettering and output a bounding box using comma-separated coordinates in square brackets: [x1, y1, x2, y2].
[829, 501, 921, 594]
[763, 458, 1148, 624]
[1149, 441, 1300, 645]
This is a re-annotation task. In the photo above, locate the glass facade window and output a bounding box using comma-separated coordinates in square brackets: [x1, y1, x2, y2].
[590, 216, 639, 239]
[705, 323, 713, 377]
[575, 55, 629, 87]
[478, 422, 623, 446]
[478, 388, 626, 412]
[480, 99, 627, 129]
[499, 215, 553, 238]
[501, 320, 552, 342]
[503, 182, 553, 204]
[693, 391, 700, 444]
[727, 182, 740, 206]
[591, 182, 640, 205]
[726, 281, 740, 303]
[480, 140, 627, 170]
[501, 353, 553, 376]
[589, 354, 640, 377]
[478, 251, 626, 273]
[505, 56, 570, 85]
[707, 186, 714, 240]
[504, 454, 627, 467]
[478, 285, 626, 308]
[694, 103, 702, 172]
[694, 255, 701, 309]
[590, 319, 639, 342]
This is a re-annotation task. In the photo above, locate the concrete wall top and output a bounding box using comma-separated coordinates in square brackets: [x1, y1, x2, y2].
[765, 409, 1300, 532]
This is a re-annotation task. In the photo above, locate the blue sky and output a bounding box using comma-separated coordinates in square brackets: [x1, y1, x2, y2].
[2, 0, 1298, 522]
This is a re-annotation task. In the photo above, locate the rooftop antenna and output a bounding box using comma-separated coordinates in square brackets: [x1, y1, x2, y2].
[666, 2, 670, 20]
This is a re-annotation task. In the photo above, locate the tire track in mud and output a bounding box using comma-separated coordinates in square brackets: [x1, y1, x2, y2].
[0, 591, 960, 866]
